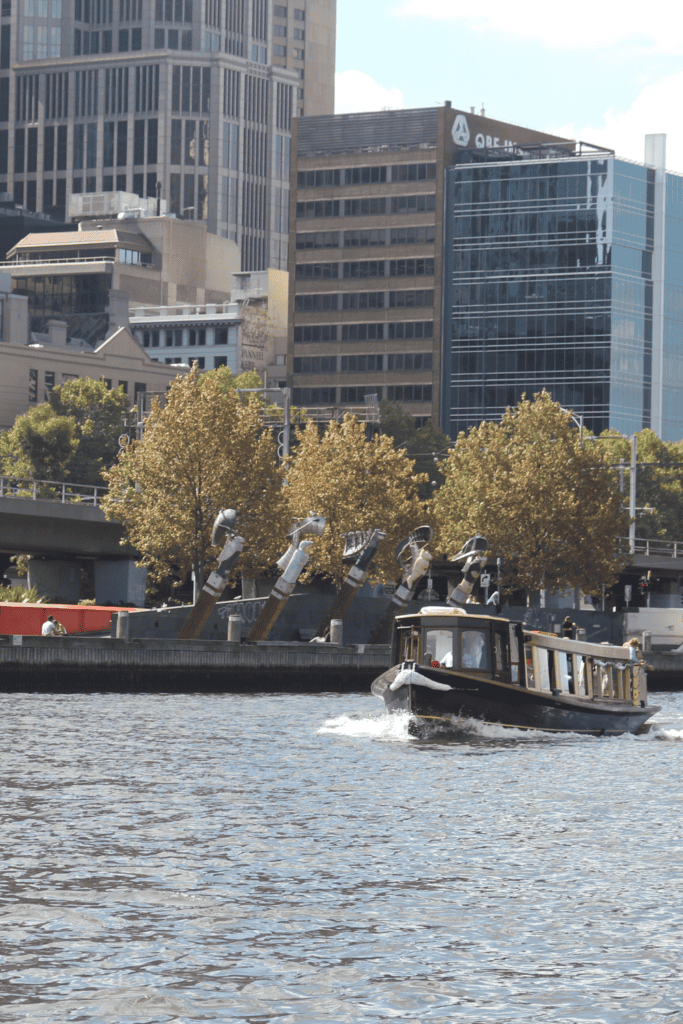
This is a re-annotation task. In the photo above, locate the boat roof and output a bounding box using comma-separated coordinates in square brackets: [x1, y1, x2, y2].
[397, 606, 496, 623]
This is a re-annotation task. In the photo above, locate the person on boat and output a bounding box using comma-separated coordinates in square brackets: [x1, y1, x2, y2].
[486, 590, 501, 614]
[562, 616, 575, 639]
[623, 637, 652, 670]
[462, 630, 486, 669]
[53, 620, 67, 635]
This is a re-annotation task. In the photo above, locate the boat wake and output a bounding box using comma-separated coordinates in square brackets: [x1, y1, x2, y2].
[318, 711, 412, 742]
[319, 709, 683, 745]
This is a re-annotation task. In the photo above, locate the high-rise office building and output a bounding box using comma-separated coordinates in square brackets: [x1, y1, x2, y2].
[442, 134, 683, 441]
[288, 105, 567, 423]
[0, 0, 335, 270]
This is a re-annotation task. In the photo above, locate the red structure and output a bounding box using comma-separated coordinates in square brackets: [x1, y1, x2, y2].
[0, 603, 128, 635]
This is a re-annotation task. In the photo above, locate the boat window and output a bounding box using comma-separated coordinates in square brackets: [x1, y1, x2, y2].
[524, 644, 535, 688]
[509, 625, 520, 683]
[596, 660, 613, 698]
[573, 655, 589, 696]
[555, 651, 573, 693]
[460, 629, 489, 671]
[493, 631, 509, 678]
[424, 628, 454, 667]
[533, 647, 552, 691]
[398, 626, 420, 662]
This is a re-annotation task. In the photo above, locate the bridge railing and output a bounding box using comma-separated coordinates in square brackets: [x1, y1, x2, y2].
[619, 536, 683, 559]
[0, 476, 106, 506]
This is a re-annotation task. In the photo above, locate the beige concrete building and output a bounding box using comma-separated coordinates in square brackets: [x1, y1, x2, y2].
[0, 269, 189, 428]
[1, 208, 240, 345]
[129, 268, 289, 382]
[271, 0, 335, 118]
[289, 105, 570, 426]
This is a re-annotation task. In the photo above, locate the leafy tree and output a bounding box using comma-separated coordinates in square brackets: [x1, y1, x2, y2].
[48, 377, 129, 485]
[200, 366, 264, 397]
[0, 404, 78, 483]
[380, 400, 451, 494]
[431, 391, 629, 595]
[285, 414, 428, 586]
[0, 377, 128, 487]
[596, 429, 683, 541]
[102, 365, 288, 593]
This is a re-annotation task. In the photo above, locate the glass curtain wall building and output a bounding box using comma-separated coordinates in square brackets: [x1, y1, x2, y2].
[442, 136, 683, 441]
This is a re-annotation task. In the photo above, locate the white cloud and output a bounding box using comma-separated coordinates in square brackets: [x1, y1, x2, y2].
[393, 0, 683, 52]
[335, 70, 404, 115]
[550, 71, 683, 174]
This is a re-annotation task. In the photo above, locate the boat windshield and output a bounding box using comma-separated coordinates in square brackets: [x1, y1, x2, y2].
[424, 628, 454, 667]
[422, 625, 491, 671]
[461, 629, 489, 671]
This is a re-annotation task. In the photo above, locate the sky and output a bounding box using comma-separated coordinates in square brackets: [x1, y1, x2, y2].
[334, 0, 683, 173]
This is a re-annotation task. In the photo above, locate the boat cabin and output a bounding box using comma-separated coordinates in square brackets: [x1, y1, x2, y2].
[393, 607, 645, 704]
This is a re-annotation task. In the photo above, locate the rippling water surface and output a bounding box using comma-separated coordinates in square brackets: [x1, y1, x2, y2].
[2, 689, 683, 1023]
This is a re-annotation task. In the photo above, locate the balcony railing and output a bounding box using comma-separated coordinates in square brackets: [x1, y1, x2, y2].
[0, 256, 115, 268]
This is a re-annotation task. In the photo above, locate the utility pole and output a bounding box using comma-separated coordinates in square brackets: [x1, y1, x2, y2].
[236, 386, 291, 458]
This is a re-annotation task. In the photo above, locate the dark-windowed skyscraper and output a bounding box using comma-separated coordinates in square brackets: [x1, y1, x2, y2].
[443, 134, 683, 441]
[0, 0, 336, 269]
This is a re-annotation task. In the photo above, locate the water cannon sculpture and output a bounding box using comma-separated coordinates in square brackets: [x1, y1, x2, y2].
[447, 534, 489, 606]
[178, 509, 244, 640]
[314, 528, 386, 642]
[247, 514, 327, 642]
[369, 526, 434, 645]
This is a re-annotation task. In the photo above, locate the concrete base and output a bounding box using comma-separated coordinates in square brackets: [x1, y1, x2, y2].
[94, 560, 147, 607]
[27, 558, 81, 603]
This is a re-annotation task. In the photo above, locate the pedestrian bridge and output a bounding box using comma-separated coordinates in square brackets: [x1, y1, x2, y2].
[0, 477, 134, 558]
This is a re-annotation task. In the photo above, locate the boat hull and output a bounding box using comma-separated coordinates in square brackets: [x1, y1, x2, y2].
[372, 665, 659, 736]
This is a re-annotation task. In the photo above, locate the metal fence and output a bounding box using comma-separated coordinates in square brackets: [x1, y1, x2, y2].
[0, 477, 106, 506]
[619, 537, 683, 559]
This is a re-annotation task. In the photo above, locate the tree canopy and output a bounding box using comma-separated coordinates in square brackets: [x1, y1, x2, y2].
[380, 400, 451, 495]
[596, 429, 683, 542]
[431, 392, 629, 595]
[285, 415, 428, 585]
[102, 366, 288, 592]
[0, 377, 128, 487]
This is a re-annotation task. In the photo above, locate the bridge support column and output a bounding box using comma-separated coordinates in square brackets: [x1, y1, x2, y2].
[94, 560, 147, 607]
[27, 558, 81, 603]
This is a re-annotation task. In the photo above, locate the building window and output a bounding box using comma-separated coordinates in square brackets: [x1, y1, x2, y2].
[293, 7, 304, 18]
[118, 28, 129, 50]
[273, 23, 286, 35]
[273, 44, 286, 56]
[29, 368, 38, 403]
[273, 4, 287, 15]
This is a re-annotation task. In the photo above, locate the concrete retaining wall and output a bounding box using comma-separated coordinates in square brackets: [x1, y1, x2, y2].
[0, 635, 392, 693]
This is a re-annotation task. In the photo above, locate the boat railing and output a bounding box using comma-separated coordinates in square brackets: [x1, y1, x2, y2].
[523, 631, 641, 704]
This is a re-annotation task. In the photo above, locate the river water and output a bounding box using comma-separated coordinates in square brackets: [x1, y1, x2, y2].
[2, 690, 683, 1024]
